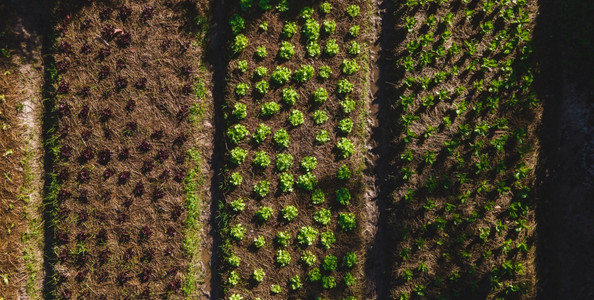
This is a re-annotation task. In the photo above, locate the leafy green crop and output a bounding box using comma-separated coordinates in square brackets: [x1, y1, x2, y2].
[282, 87, 299, 106]
[276, 153, 293, 171]
[229, 147, 247, 165]
[281, 205, 299, 221]
[338, 213, 357, 231]
[253, 180, 270, 197]
[252, 123, 271, 144]
[273, 129, 290, 148]
[287, 110, 304, 127]
[252, 150, 271, 168]
[271, 66, 292, 85]
[325, 39, 340, 56]
[227, 124, 249, 144]
[279, 172, 294, 192]
[314, 208, 331, 225]
[297, 226, 318, 246]
[278, 42, 295, 60]
[310, 189, 325, 205]
[232, 34, 249, 54]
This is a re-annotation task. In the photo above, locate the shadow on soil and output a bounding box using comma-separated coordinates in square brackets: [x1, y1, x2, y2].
[532, 0, 594, 299]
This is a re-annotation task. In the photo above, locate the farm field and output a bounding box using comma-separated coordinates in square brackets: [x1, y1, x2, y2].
[0, 0, 593, 300]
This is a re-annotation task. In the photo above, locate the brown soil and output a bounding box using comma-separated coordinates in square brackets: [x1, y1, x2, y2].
[219, 1, 371, 298]
[48, 0, 212, 298]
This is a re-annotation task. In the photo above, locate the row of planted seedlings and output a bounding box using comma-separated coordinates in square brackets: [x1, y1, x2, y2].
[219, 1, 370, 299]
[47, 1, 210, 298]
[386, 0, 540, 299]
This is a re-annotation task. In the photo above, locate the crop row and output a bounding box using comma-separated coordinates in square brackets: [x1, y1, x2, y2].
[46, 1, 209, 299]
[384, 0, 540, 298]
[219, 1, 370, 299]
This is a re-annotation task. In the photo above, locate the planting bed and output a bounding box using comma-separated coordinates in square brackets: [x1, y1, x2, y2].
[0, 24, 27, 300]
[46, 0, 211, 298]
[379, 0, 541, 298]
[218, 1, 371, 299]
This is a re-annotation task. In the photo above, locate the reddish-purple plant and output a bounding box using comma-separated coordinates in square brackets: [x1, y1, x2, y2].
[55, 230, 70, 244]
[98, 249, 110, 265]
[57, 81, 70, 94]
[171, 204, 182, 220]
[125, 99, 136, 112]
[57, 247, 69, 263]
[138, 140, 151, 152]
[119, 5, 132, 20]
[116, 58, 126, 69]
[156, 149, 170, 162]
[117, 31, 132, 47]
[151, 129, 164, 140]
[123, 248, 134, 260]
[80, 43, 91, 54]
[99, 8, 113, 21]
[134, 181, 145, 196]
[181, 83, 192, 95]
[80, 146, 95, 162]
[96, 229, 108, 244]
[142, 248, 155, 262]
[81, 129, 92, 141]
[78, 105, 89, 121]
[57, 188, 71, 201]
[118, 171, 130, 184]
[142, 159, 154, 173]
[80, 19, 92, 30]
[115, 76, 128, 90]
[101, 24, 116, 40]
[77, 189, 89, 203]
[75, 270, 88, 282]
[98, 47, 111, 60]
[56, 61, 69, 73]
[77, 168, 90, 182]
[76, 232, 89, 242]
[141, 6, 155, 20]
[77, 210, 89, 223]
[119, 230, 131, 243]
[100, 108, 112, 122]
[180, 63, 192, 76]
[117, 271, 131, 285]
[103, 168, 115, 179]
[123, 197, 133, 207]
[60, 145, 72, 159]
[140, 226, 152, 241]
[166, 226, 177, 237]
[174, 169, 186, 182]
[135, 78, 147, 89]
[57, 168, 69, 181]
[159, 168, 170, 180]
[99, 66, 110, 79]
[98, 149, 111, 165]
[153, 187, 165, 200]
[58, 207, 70, 219]
[119, 148, 130, 160]
[139, 269, 152, 282]
[58, 41, 72, 54]
[166, 279, 181, 292]
[100, 191, 111, 201]
[57, 103, 71, 117]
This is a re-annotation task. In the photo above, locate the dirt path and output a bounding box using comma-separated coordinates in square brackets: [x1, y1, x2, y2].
[0, 1, 48, 298]
[361, 0, 391, 299]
